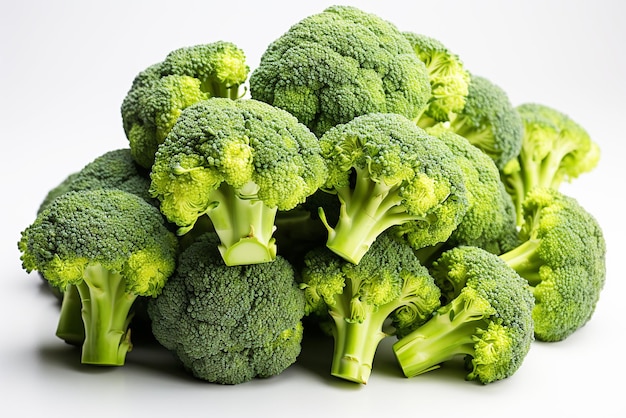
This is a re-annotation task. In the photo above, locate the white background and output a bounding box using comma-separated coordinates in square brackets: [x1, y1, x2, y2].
[1, 1, 624, 416]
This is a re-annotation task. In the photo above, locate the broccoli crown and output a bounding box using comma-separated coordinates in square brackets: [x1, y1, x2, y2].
[150, 97, 326, 226]
[402, 32, 470, 123]
[499, 188, 606, 341]
[38, 148, 154, 213]
[317, 112, 468, 264]
[300, 231, 441, 383]
[249, 5, 431, 137]
[446, 74, 523, 170]
[501, 103, 601, 223]
[148, 233, 305, 385]
[393, 246, 534, 384]
[121, 41, 250, 168]
[429, 128, 519, 254]
[19, 189, 178, 294]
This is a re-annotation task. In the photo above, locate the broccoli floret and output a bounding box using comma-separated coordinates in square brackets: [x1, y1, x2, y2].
[147, 232, 305, 385]
[393, 246, 535, 384]
[501, 103, 601, 224]
[249, 5, 431, 137]
[441, 74, 523, 170]
[402, 32, 471, 125]
[499, 188, 606, 341]
[149, 97, 327, 266]
[34, 148, 159, 343]
[121, 41, 250, 168]
[317, 112, 468, 265]
[300, 231, 441, 384]
[18, 189, 178, 365]
[429, 127, 519, 255]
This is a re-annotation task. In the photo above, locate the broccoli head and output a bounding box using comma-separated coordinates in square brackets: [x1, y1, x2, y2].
[444, 74, 524, 170]
[149, 97, 327, 266]
[501, 103, 601, 223]
[300, 231, 441, 384]
[121, 41, 250, 168]
[18, 189, 178, 365]
[499, 188, 606, 341]
[249, 5, 431, 137]
[393, 246, 535, 384]
[148, 233, 305, 385]
[317, 112, 468, 265]
[403, 32, 471, 125]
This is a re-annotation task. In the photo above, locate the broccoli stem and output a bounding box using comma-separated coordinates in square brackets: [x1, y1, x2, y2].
[321, 168, 418, 264]
[207, 183, 278, 266]
[55, 284, 85, 346]
[392, 298, 483, 377]
[499, 239, 543, 285]
[75, 265, 136, 366]
[330, 311, 388, 384]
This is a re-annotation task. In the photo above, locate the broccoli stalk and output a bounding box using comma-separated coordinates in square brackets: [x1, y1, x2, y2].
[55, 284, 85, 346]
[75, 265, 136, 365]
[319, 166, 423, 265]
[393, 287, 498, 378]
[206, 183, 278, 264]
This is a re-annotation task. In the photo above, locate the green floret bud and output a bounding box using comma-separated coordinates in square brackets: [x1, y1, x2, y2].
[499, 188, 606, 341]
[148, 233, 305, 385]
[317, 113, 468, 264]
[249, 5, 431, 137]
[300, 232, 441, 384]
[444, 74, 523, 170]
[150, 98, 327, 266]
[501, 103, 601, 224]
[18, 189, 178, 366]
[403, 32, 471, 124]
[121, 41, 250, 168]
[393, 246, 535, 384]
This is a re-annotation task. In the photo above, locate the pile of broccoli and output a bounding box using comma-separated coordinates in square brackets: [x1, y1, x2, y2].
[19, 5, 605, 387]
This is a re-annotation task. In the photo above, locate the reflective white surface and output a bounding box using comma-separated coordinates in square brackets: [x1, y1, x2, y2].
[2, 1, 624, 417]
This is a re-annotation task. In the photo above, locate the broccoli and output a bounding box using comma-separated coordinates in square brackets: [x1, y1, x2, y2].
[300, 231, 442, 384]
[149, 97, 327, 266]
[316, 112, 468, 265]
[121, 41, 250, 168]
[501, 103, 601, 223]
[428, 127, 519, 256]
[438, 74, 524, 170]
[249, 5, 431, 137]
[18, 189, 178, 365]
[499, 188, 606, 341]
[393, 246, 535, 384]
[34, 148, 159, 344]
[148, 233, 305, 385]
[402, 32, 471, 125]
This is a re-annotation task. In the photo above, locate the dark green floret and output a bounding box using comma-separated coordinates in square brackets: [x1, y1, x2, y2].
[499, 188, 606, 341]
[149, 97, 327, 266]
[393, 246, 535, 384]
[18, 189, 178, 365]
[121, 41, 250, 168]
[300, 231, 441, 384]
[148, 233, 305, 385]
[249, 5, 431, 137]
[317, 112, 468, 264]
